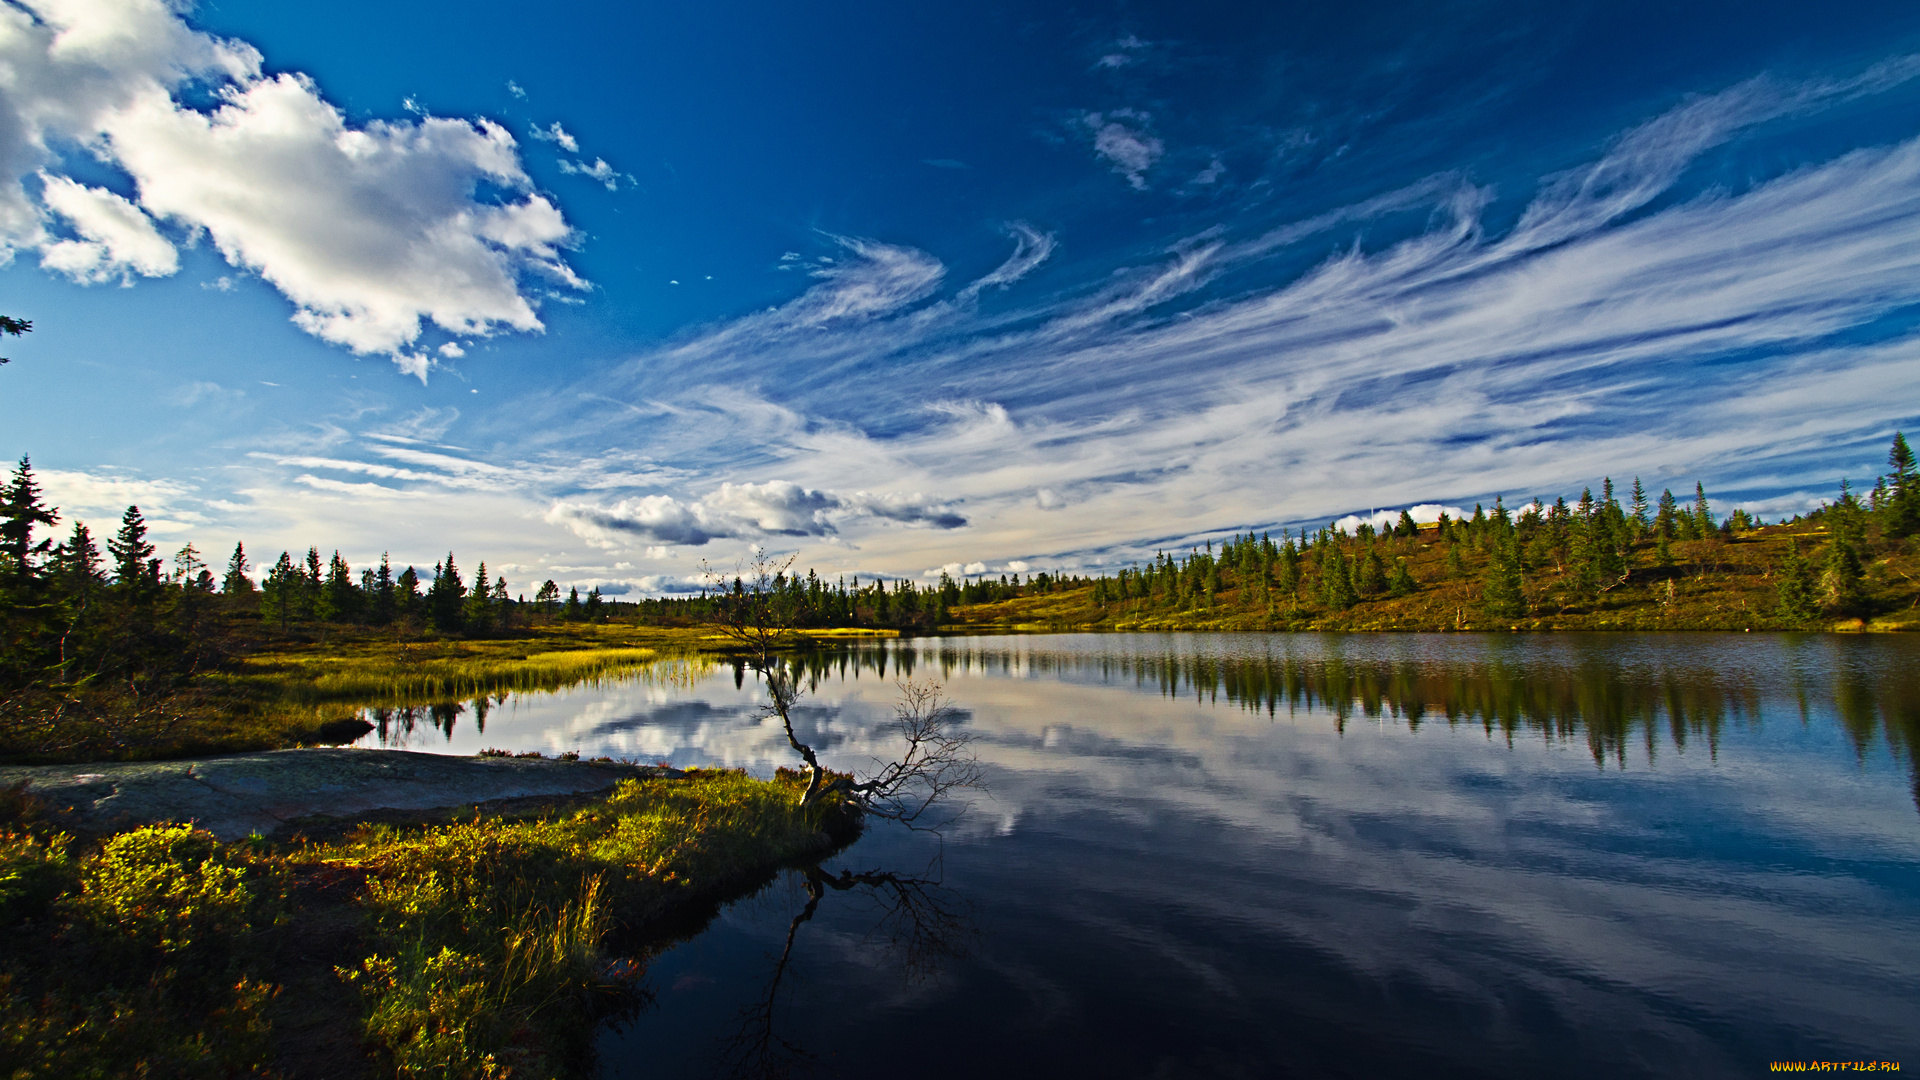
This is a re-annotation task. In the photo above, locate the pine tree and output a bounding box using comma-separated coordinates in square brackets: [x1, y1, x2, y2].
[261, 551, 300, 630]
[428, 554, 466, 631]
[1387, 557, 1416, 597]
[396, 566, 423, 621]
[1820, 482, 1866, 613]
[1396, 510, 1418, 538]
[223, 542, 254, 594]
[1629, 478, 1649, 536]
[319, 551, 361, 623]
[1886, 432, 1919, 539]
[1445, 543, 1465, 579]
[584, 586, 605, 620]
[1480, 530, 1526, 619]
[1656, 488, 1679, 540]
[463, 560, 494, 632]
[1774, 539, 1817, 624]
[564, 585, 583, 621]
[107, 506, 158, 592]
[1358, 547, 1388, 596]
[1321, 546, 1357, 610]
[370, 554, 396, 625]
[0, 455, 57, 583]
[1692, 482, 1714, 537]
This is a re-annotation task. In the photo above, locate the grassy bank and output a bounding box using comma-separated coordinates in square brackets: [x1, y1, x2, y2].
[948, 520, 1920, 633]
[1, 766, 861, 1079]
[0, 623, 725, 766]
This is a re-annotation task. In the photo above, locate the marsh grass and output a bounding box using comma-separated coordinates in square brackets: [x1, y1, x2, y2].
[241, 646, 685, 705]
[1, 767, 861, 1079]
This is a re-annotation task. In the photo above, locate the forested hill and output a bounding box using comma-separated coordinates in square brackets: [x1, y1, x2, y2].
[946, 443, 1920, 633]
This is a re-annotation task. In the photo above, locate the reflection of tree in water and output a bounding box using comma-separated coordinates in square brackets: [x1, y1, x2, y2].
[785, 640, 1920, 807]
[715, 861, 972, 1079]
[365, 695, 511, 746]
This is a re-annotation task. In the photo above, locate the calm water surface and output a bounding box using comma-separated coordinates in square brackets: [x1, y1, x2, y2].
[354, 633, 1920, 1078]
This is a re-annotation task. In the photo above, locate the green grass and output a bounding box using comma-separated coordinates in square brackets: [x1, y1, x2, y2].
[950, 523, 1920, 634]
[1, 767, 861, 1079]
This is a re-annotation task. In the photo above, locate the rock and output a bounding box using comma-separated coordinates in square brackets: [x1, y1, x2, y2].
[0, 748, 681, 841]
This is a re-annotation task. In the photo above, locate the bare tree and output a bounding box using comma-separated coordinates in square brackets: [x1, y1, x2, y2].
[703, 554, 982, 820]
[839, 680, 983, 827]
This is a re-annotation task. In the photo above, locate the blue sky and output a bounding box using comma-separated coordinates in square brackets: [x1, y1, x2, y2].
[3, 0, 1919, 595]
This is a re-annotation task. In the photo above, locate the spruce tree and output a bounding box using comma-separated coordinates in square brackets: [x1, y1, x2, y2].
[1358, 548, 1388, 596]
[371, 554, 396, 625]
[1396, 510, 1418, 538]
[107, 506, 157, 592]
[223, 542, 254, 594]
[262, 552, 299, 629]
[1774, 539, 1818, 624]
[0, 455, 57, 582]
[1388, 557, 1416, 597]
[1321, 546, 1357, 610]
[1692, 483, 1715, 537]
[463, 560, 494, 632]
[1886, 432, 1919, 539]
[1820, 483, 1866, 613]
[1629, 478, 1649, 535]
[1480, 530, 1526, 619]
[428, 554, 466, 631]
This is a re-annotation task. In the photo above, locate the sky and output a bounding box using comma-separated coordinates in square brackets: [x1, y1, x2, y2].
[3, 0, 1920, 596]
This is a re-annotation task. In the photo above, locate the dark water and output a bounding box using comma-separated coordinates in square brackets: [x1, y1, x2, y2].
[356, 633, 1920, 1078]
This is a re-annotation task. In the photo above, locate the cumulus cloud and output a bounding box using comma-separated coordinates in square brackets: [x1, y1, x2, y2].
[1083, 110, 1163, 189]
[36, 173, 177, 282]
[529, 121, 578, 152]
[0, 0, 583, 377]
[558, 156, 624, 190]
[1331, 505, 1468, 535]
[545, 481, 967, 548]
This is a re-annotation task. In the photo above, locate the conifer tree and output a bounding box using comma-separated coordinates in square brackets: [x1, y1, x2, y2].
[584, 586, 605, 620]
[1358, 547, 1387, 596]
[1692, 482, 1715, 537]
[370, 554, 396, 625]
[564, 585, 583, 621]
[1820, 482, 1866, 613]
[396, 566, 423, 621]
[1321, 546, 1357, 609]
[222, 542, 254, 594]
[428, 554, 466, 631]
[1396, 510, 1418, 538]
[1388, 556, 1416, 597]
[1886, 432, 1919, 539]
[261, 552, 300, 629]
[1445, 543, 1464, 579]
[463, 560, 494, 632]
[0, 455, 56, 583]
[1774, 539, 1818, 624]
[1480, 530, 1526, 619]
[107, 506, 158, 593]
[1629, 478, 1649, 535]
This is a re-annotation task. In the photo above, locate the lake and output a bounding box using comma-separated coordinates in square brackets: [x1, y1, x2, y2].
[353, 632, 1920, 1078]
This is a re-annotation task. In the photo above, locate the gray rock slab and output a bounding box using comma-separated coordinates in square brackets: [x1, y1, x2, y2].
[0, 748, 676, 841]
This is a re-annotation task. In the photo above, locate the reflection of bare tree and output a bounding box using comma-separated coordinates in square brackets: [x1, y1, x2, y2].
[704, 554, 983, 822]
[714, 861, 973, 1079]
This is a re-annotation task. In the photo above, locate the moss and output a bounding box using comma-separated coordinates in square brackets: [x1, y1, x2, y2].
[0, 769, 860, 1080]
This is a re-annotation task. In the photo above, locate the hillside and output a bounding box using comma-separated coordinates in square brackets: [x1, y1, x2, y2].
[946, 518, 1920, 634]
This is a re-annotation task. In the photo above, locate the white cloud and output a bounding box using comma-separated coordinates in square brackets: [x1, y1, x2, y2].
[36, 173, 177, 282]
[544, 480, 967, 549]
[558, 156, 624, 190]
[958, 221, 1055, 299]
[529, 121, 578, 153]
[1004, 560, 1030, 573]
[1331, 505, 1468, 535]
[506, 81, 526, 100]
[0, 0, 583, 377]
[438, 342, 465, 358]
[1083, 110, 1163, 189]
